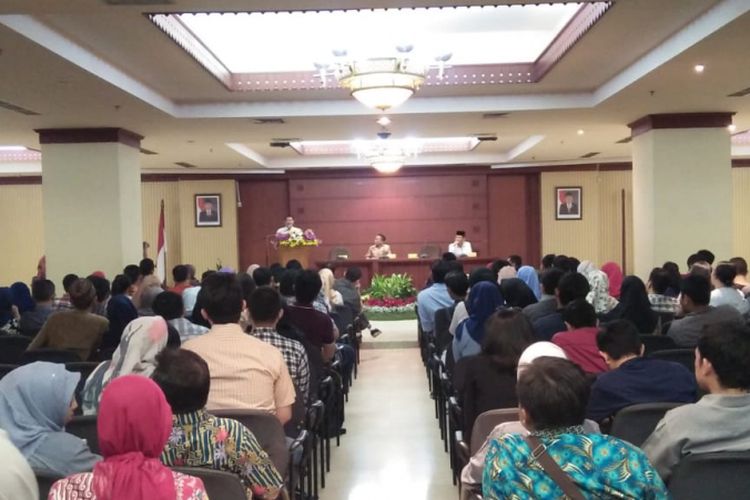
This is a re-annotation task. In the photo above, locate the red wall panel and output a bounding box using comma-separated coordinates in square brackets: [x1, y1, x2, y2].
[487, 174, 541, 267]
[237, 180, 289, 269]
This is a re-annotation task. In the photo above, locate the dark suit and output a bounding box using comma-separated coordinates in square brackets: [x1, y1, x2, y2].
[559, 202, 579, 215]
[199, 210, 218, 222]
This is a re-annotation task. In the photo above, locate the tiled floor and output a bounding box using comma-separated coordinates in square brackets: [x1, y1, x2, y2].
[321, 321, 457, 500]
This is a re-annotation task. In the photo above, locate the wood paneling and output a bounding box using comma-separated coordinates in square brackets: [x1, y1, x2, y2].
[733, 168, 750, 259]
[487, 175, 542, 266]
[141, 181, 181, 283]
[237, 180, 289, 269]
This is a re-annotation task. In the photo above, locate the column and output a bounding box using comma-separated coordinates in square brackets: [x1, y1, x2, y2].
[629, 113, 734, 278]
[37, 128, 143, 285]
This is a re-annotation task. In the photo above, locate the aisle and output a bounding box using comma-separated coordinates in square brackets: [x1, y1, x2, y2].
[322, 326, 457, 500]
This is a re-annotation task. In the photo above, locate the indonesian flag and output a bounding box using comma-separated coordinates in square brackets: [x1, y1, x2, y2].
[156, 200, 167, 284]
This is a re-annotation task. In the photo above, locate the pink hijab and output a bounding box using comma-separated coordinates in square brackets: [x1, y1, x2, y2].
[601, 262, 624, 299]
[93, 375, 175, 500]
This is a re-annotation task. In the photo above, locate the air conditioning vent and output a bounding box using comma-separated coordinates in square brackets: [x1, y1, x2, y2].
[580, 151, 600, 158]
[174, 161, 197, 168]
[728, 87, 750, 97]
[140, 148, 158, 155]
[270, 138, 299, 148]
[615, 136, 632, 144]
[253, 118, 286, 125]
[482, 112, 509, 119]
[0, 100, 40, 116]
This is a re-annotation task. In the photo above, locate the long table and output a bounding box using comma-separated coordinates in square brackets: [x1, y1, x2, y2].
[318, 257, 496, 288]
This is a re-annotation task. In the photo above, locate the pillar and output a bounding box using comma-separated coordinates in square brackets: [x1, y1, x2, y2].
[629, 113, 734, 278]
[36, 128, 143, 286]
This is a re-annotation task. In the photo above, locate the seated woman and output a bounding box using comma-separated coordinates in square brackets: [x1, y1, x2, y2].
[482, 357, 668, 499]
[49, 375, 208, 499]
[499, 278, 538, 309]
[319, 268, 344, 311]
[710, 262, 749, 314]
[601, 276, 658, 334]
[453, 309, 534, 441]
[0, 362, 101, 476]
[81, 316, 169, 415]
[155, 349, 284, 499]
[103, 274, 139, 351]
[578, 260, 618, 314]
[453, 282, 504, 362]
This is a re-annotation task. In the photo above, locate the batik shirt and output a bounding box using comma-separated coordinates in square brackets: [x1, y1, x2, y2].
[161, 410, 284, 500]
[482, 426, 668, 499]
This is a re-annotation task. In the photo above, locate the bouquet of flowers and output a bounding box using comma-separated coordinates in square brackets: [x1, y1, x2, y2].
[275, 227, 320, 248]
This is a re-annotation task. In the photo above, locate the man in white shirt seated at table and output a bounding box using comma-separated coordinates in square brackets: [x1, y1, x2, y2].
[276, 216, 301, 235]
[365, 233, 393, 260]
[448, 230, 473, 258]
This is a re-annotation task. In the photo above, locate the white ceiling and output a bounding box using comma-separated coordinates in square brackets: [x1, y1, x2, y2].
[0, 0, 748, 174]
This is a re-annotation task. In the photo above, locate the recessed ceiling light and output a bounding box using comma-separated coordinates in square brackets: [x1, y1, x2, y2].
[728, 124, 737, 133]
[577, 129, 585, 135]
[377, 116, 391, 127]
[0, 145, 27, 151]
[694, 64, 705, 73]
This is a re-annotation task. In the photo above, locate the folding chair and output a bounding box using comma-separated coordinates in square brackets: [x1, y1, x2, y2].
[21, 348, 80, 364]
[639, 334, 677, 355]
[0, 335, 31, 364]
[669, 452, 750, 499]
[609, 402, 685, 447]
[648, 348, 696, 373]
[66, 415, 100, 454]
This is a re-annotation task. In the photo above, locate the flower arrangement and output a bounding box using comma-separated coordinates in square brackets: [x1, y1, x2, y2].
[275, 228, 320, 248]
[363, 273, 418, 314]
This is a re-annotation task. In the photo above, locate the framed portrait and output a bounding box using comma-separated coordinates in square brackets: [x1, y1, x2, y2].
[195, 194, 222, 227]
[555, 187, 582, 220]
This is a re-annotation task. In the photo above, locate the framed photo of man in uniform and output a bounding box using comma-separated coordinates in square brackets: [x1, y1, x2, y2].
[555, 187, 582, 220]
[195, 194, 222, 227]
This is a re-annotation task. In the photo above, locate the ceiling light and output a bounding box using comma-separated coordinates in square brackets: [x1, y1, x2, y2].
[337, 58, 426, 111]
[728, 124, 737, 133]
[377, 116, 392, 127]
[0, 145, 28, 151]
[577, 129, 585, 135]
[371, 159, 404, 174]
[694, 64, 705, 73]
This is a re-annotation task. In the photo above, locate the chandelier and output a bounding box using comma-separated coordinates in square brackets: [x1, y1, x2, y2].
[317, 46, 451, 111]
[354, 138, 421, 173]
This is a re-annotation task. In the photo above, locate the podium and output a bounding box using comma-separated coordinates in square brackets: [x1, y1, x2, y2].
[277, 245, 314, 269]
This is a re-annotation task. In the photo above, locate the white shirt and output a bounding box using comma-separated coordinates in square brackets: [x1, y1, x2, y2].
[448, 241, 473, 257]
[276, 225, 302, 234]
[710, 287, 749, 315]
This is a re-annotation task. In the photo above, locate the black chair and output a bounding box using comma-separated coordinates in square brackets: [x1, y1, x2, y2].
[648, 348, 695, 373]
[469, 408, 518, 455]
[609, 402, 684, 447]
[419, 244, 441, 260]
[0, 335, 32, 364]
[640, 334, 677, 355]
[66, 415, 100, 454]
[36, 472, 64, 499]
[171, 467, 246, 500]
[434, 305, 455, 354]
[21, 348, 80, 364]
[668, 452, 750, 499]
[66, 361, 101, 412]
[0, 363, 18, 380]
[210, 409, 290, 480]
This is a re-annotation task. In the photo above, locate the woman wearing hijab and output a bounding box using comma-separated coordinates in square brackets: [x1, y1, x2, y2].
[601, 261, 624, 299]
[49, 375, 208, 500]
[319, 268, 344, 311]
[0, 362, 101, 476]
[578, 261, 619, 314]
[500, 278, 538, 309]
[0, 429, 39, 500]
[103, 274, 139, 351]
[453, 282, 504, 362]
[601, 276, 659, 333]
[497, 265, 517, 283]
[516, 266, 541, 300]
[10, 282, 35, 315]
[81, 317, 169, 415]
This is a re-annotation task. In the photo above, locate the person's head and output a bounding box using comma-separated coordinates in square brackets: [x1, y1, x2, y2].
[31, 279, 55, 304]
[285, 216, 295, 228]
[663, 261, 680, 275]
[697, 249, 716, 265]
[201, 270, 216, 283]
[111, 274, 132, 296]
[442, 252, 457, 261]
[445, 270, 469, 300]
[564, 192, 574, 205]
[689, 261, 712, 280]
[541, 254, 556, 270]
[696, 323, 750, 393]
[62, 273, 79, 294]
[238, 272, 257, 304]
[122, 265, 140, 286]
[508, 255, 523, 270]
[203, 200, 214, 212]
[552, 254, 569, 271]
[431, 259, 452, 285]
[344, 267, 362, 284]
[249, 286, 284, 326]
[252, 267, 273, 287]
[295, 269, 322, 305]
[86, 275, 111, 304]
[687, 253, 700, 268]
[648, 268, 671, 295]
[200, 272, 243, 325]
[454, 230, 466, 245]
[517, 341, 567, 377]
[152, 291, 184, 321]
[540, 268, 564, 296]
[500, 278, 538, 308]
[490, 259, 510, 281]
[680, 274, 711, 312]
[469, 267, 495, 287]
[153, 349, 210, 414]
[285, 259, 303, 271]
[517, 357, 589, 431]
[567, 257, 581, 273]
[69, 278, 97, 311]
[712, 262, 737, 289]
[374, 233, 386, 245]
[562, 299, 597, 329]
[481, 308, 534, 370]
[278, 269, 299, 297]
[730, 257, 748, 278]
[172, 265, 189, 284]
[556, 272, 590, 307]
[139, 258, 155, 277]
[596, 320, 643, 369]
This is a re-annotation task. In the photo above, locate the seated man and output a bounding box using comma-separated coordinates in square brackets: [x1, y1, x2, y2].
[182, 273, 295, 424]
[27, 278, 108, 360]
[532, 272, 590, 341]
[253, 266, 274, 287]
[417, 260, 455, 335]
[482, 357, 667, 498]
[249, 286, 311, 405]
[19, 279, 56, 337]
[285, 270, 338, 364]
[522, 268, 564, 323]
[434, 270, 469, 353]
[647, 267, 680, 315]
[587, 320, 696, 422]
[152, 291, 208, 343]
[169, 264, 192, 295]
[551, 299, 607, 374]
[365, 233, 392, 260]
[667, 274, 743, 347]
[53, 273, 78, 310]
[155, 349, 284, 499]
[448, 230, 473, 258]
[333, 266, 381, 337]
[643, 322, 750, 482]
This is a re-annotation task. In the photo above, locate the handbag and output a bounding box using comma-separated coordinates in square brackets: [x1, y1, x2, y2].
[524, 435, 586, 500]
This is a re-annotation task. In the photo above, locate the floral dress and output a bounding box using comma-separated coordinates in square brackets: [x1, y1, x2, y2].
[48, 471, 208, 499]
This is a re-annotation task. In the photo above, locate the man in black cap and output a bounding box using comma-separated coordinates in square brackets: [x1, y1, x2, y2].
[448, 230, 473, 258]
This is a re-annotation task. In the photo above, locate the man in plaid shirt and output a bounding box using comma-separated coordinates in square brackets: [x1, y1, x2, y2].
[647, 268, 680, 315]
[249, 286, 311, 404]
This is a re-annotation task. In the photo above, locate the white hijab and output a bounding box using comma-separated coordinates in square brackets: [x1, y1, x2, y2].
[517, 341, 567, 378]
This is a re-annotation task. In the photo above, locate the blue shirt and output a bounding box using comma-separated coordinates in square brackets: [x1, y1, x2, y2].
[532, 311, 565, 341]
[587, 357, 697, 422]
[417, 283, 453, 332]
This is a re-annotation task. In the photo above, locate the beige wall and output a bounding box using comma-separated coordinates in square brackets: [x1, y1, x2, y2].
[541, 169, 634, 273]
[0, 184, 44, 284]
[733, 168, 750, 259]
